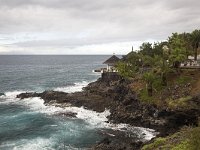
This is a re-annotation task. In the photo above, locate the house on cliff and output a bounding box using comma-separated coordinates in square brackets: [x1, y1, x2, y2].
[180, 55, 200, 68]
[103, 55, 120, 72]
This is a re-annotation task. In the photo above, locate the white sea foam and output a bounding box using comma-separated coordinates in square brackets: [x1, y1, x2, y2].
[17, 97, 111, 127]
[54, 81, 90, 93]
[0, 87, 156, 141]
[135, 127, 156, 141]
[13, 138, 55, 150]
[63, 106, 111, 127]
[50, 104, 156, 140]
[19, 97, 67, 115]
[0, 137, 76, 150]
[106, 123, 156, 141]
[0, 91, 25, 104]
[1, 91, 25, 99]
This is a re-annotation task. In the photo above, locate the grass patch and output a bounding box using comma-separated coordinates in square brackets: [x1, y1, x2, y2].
[152, 78, 164, 91]
[139, 89, 154, 103]
[167, 96, 192, 110]
[171, 140, 190, 150]
[176, 76, 192, 85]
[142, 126, 200, 150]
[188, 127, 200, 150]
[139, 88, 164, 106]
[142, 137, 166, 150]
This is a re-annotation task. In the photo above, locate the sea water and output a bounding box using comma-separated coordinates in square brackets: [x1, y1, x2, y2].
[0, 55, 155, 150]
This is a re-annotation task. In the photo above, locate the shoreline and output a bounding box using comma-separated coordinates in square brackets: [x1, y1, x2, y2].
[16, 74, 200, 149]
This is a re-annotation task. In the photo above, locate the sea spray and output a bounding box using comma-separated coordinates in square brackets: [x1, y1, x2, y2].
[21, 96, 157, 141]
[54, 81, 91, 93]
[1, 83, 157, 144]
[0, 55, 115, 149]
[0, 91, 101, 150]
[1, 90, 156, 141]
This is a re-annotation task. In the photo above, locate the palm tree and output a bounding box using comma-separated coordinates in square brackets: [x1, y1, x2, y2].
[169, 35, 187, 69]
[181, 32, 193, 57]
[190, 30, 200, 60]
[143, 71, 156, 96]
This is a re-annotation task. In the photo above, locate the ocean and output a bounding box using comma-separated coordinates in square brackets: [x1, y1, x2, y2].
[0, 55, 154, 150]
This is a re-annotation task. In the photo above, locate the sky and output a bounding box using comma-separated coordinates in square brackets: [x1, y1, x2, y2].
[0, 0, 199, 55]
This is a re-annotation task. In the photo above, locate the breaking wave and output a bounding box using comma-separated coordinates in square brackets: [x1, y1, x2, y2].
[54, 81, 90, 93]
[0, 90, 156, 141]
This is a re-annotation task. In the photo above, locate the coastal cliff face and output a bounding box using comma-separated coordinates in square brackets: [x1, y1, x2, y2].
[17, 73, 200, 150]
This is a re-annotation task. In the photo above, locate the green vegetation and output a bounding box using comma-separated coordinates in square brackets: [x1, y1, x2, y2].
[116, 29, 200, 150]
[171, 140, 190, 150]
[142, 126, 200, 150]
[191, 30, 200, 60]
[117, 61, 138, 78]
[117, 29, 200, 100]
[176, 76, 192, 85]
[167, 96, 192, 110]
[139, 89, 154, 103]
[168, 33, 188, 70]
[142, 137, 166, 150]
[142, 71, 155, 96]
[189, 126, 200, 150]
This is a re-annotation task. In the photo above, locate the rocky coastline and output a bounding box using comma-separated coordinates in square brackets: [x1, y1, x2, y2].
[17, 73, 200, 150]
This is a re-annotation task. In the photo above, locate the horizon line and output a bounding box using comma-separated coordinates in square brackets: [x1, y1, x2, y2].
[0, 54, 126, 56]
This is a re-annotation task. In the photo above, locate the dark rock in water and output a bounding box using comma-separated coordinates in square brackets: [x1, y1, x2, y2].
[92, 134, 143, 150]
[16, 75, 200, 149]
[0, 93, 5, 96]
[17, 91, 69, 103]
[54, 111, 77, 118]
[38, 91, 69, 103]
[17, 92, 39, 99]
[98, 137, 111, 145]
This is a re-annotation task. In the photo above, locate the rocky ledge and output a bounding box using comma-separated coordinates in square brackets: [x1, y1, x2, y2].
[17, 73, 200, 149]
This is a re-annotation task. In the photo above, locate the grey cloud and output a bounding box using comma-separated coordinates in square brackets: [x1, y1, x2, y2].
[0, 0, 199, 53]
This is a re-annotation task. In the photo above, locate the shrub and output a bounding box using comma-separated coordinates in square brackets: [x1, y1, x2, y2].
[142, 137, 166, 150]
[188, 127, 200, 150]
[167, 96, 192, 109]
[176, 76, 191, 85]
[171, 140, 190, 150]
[139, 89, 154, 103]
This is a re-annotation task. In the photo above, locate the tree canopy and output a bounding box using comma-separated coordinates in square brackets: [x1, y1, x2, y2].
[117, 29, 200, 96]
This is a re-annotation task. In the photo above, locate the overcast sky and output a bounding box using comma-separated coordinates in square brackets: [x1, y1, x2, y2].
[0, 0, 199, 55]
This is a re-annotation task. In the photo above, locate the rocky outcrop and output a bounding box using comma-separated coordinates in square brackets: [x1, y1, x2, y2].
[16, 75, 200, 149]
[92, 137, 143, 150]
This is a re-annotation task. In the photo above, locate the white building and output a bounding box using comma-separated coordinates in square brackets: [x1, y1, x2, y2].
[181, 55, 200, 67]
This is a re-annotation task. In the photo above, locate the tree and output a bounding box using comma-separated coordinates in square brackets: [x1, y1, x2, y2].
[125, 51, 142, 67]
[180, 32, 193, 57]
[116, 61, 138, 78]
[152, 55, 170, 86]
[168, 33, 187, 69]
[152, 42, 168, 57]
[117, 29, 199, 99]
[143, 71, 156, 96]
[139, 42, 153, 57]
[190, 30, 200, 60]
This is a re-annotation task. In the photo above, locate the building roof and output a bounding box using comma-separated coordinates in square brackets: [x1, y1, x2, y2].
[103, 55, 120, 65]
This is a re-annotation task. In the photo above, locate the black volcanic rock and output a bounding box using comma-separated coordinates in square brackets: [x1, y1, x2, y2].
[17, 92, 39, 99]
[53, 111, 77, 118]
[16, 74, 200, 148]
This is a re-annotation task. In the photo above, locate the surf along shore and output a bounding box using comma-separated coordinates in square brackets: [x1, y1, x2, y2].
[16, 72, 200, 150]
